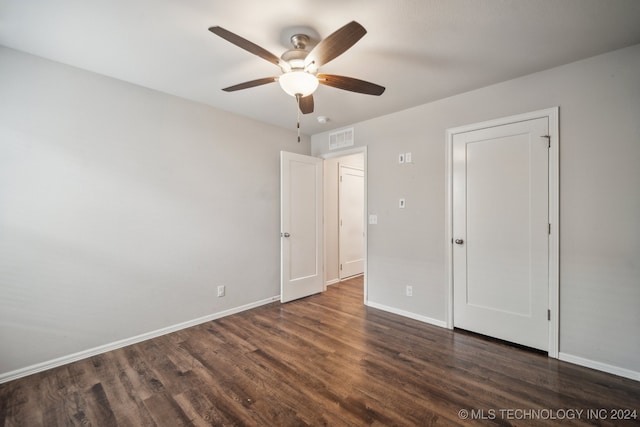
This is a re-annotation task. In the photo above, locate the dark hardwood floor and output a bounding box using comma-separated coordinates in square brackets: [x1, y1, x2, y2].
[1, 276, 639, 426]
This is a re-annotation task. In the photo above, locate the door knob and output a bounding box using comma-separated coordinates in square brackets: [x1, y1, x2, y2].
[282, 232, 291, 238]
[454, 239, 464, 245]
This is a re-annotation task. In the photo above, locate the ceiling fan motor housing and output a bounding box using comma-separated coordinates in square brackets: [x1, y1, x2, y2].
[281, 34, 313, 71]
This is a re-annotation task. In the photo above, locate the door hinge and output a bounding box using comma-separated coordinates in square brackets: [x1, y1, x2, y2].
[340, 175, 343, 182]
[548, 223, 551, 235]
[547, 309, 551, 321]
[542, 135, 551, 148]
[340, 264, 343, 271]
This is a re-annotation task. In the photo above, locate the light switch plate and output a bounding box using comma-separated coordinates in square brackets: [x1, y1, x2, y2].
[399, 198, 406, 209]
[398, 153, 405, 164]
[405, 152, 412, 163]
[369, 214, 378, 224]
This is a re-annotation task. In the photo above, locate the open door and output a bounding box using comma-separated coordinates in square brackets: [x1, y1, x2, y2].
[281, 151, 324, 302]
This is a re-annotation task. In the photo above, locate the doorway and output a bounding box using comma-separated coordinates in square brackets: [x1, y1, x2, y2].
[339, 164, 364, 279]
[322, 149, 367, 298]
[446, 108, 559, 357]
[280, 148, 367, 304]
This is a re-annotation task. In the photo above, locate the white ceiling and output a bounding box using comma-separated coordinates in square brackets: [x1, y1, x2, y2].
[2, 0, 640, 135]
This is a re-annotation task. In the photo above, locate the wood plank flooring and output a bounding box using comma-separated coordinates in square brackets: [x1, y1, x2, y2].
[1, 276, 639, 426]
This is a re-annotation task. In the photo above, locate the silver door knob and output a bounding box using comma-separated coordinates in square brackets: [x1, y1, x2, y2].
[282, 232, 291, 238]
[455, 239, 464, 245]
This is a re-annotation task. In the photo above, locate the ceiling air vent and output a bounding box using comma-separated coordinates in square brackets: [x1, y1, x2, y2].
[329, 128, 354, 150]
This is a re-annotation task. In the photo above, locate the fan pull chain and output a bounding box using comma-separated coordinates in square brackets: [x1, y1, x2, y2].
[296, 94, 301, 143]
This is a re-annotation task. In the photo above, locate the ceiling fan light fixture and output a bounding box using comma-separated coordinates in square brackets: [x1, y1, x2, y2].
[278, 71, 318, 97]
[210, 21, 384, 118]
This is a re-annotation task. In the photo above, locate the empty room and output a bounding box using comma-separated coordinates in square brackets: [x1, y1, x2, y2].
[1, 1, 639, 425]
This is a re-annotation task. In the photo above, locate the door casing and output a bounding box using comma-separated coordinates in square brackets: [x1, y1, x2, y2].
[445, 107, 559, 358]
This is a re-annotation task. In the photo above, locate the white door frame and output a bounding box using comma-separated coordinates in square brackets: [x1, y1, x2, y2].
[445, 107, 559, 358]
[320, 146, 368, 304]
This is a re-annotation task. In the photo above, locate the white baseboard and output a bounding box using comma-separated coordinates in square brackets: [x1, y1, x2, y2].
[559, 352, 640, 382]
[326, 278, 340, 286]
[364, 302, 639, 382]
[7, 298, 636, 385]
[0, 295, 280, 384]
[365, 301, 448, 328]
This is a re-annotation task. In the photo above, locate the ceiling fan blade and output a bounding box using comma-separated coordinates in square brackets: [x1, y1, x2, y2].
[209, 26, 289, 71]
[317, 74, 385, 96]
[222, 77, 277, 92]
[305, 21, 367, 69]
[298, 94, 314, 114]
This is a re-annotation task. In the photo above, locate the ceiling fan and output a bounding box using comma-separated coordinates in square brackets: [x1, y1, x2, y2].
[208, 21, 385, 115]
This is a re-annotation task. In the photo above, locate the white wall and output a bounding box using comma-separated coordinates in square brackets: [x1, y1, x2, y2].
[312, 44, 640, 377]
[0, 46, 309, 378]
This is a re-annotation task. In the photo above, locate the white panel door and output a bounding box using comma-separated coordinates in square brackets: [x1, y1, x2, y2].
[453, 117, 549, 350]
[339, 165, 364, 279]
[281, 151, 324, 303]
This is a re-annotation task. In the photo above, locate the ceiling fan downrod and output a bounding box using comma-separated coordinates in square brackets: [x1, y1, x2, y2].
[290, 34, 310, 50]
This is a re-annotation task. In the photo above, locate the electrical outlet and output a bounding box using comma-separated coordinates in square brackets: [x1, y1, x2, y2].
[369, 214, 378, 224]
[406, 285, 413, 297]
[217, 285, 225, 297]
[405, 152, 412, 163]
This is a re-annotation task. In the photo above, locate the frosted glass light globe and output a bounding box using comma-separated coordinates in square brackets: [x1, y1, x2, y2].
[278, 71, 319, 97]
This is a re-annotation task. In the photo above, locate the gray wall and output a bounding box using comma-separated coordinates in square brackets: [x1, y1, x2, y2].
[2, 42, 638, 380]
[312, 44, 640, 375]
[0, 47, 309, 377]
